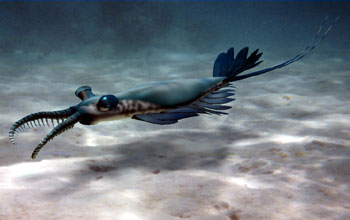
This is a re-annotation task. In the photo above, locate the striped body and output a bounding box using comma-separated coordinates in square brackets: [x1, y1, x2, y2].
[85, 99, 164, 124]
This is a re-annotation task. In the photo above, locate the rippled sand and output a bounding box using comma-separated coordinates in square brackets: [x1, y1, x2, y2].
[0, 46, 349, 220]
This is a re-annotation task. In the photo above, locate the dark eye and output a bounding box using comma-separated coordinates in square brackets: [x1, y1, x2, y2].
[97, 95, 119, 112]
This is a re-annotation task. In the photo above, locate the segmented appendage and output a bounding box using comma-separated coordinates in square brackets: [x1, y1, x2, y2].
[31, 112, 82, 159]
[9, 108, 75, 145]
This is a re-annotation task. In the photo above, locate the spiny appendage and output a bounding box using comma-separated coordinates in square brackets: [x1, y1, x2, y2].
[9, 108, 75, 145]
[31, 112, 82, 159]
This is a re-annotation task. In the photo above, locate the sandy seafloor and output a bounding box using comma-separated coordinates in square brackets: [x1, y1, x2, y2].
[0, 3, 350, 220]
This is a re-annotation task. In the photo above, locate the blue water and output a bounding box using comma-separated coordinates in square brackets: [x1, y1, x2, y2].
[0, 2, 349, 220]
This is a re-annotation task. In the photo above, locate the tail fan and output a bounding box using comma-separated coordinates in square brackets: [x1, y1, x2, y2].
[213, 47, 263, 78]
[213, 16, 339, 83]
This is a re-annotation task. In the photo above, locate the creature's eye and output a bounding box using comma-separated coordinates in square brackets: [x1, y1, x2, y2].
[97, 95, 119, 112]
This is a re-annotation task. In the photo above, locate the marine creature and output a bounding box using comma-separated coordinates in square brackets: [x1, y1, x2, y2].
[9, 17, 338, 159]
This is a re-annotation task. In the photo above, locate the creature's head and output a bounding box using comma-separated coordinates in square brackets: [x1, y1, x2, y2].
[74, 86, 122, 125]
[9, 86, 122, 159]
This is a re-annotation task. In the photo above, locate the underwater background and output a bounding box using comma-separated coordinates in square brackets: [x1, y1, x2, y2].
[0, 2, 349, 220]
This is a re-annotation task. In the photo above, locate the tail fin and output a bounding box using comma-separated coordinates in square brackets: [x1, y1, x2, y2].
[213, 16, 339, 83]
[213, 47, 263, 78]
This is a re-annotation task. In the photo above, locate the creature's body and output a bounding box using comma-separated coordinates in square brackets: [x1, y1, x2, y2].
[9, 17, 338, 159]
